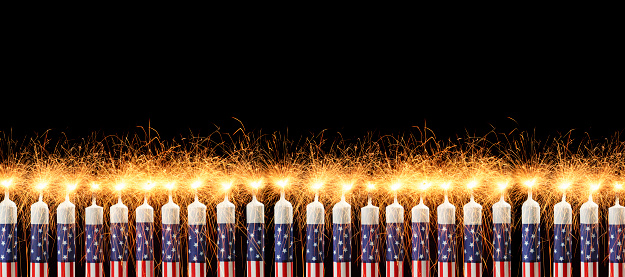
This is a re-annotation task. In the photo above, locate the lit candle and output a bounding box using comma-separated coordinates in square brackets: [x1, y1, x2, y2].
[463, 181, 482, 277]
[609, 183, 625, 275]
[553, 183, 572, 277]
[492, 182, 511, 277]
[437, 182, 456, 277]
[136, 182, 155, 277]
[580, 184, 600, 276]
[333, 184, 352, 277]
[217, 182, 236, 277]
[85, 184, 104, 277]
[162, 183, 180, 277]
[521, 180, 540, 276]
[247, 180, 265, 277]
[110, 183, 128, 277]
[0, 180, 17, 276]
[306, 182, 324, 277]
[274, 179, 293, 277]
[57, 184, 77, 277]
[411, 182, 430, 277]
[386, 183, 404, 276]
[361, 183, 379, 277]
[30, 182, 49, 277]
[188, 181, 207, 276]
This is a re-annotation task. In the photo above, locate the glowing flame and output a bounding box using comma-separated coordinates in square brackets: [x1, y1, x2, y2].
[440, 182, 451, 190]
[590, 183, 601, 192]
[276, 179, 288, 189]
[524, 179, 536, 188]
[91, 183, 100, 190]
[191, 181, 202, 190]
[35, 182, 48, 191]
[222, 181, 233, 191]
[165, 182, 175, 190]
[467, 180, 478, 190]
[367, 183, 375, 190]
[559, 182, 571, 191]
[250, 180, 263, 189]
[390, 182, 401, 191]
[67, 183, 78, 192]
[616, 183, 623, 191]
[419, 181, 431, 191]
[144, 182, 156, 191]
[497, 182, 508, 191]
[311, 182, 323, 191]
[114, 183, 125, 191]
[0, 179, 12, 188]
[342, 183, 353, 192]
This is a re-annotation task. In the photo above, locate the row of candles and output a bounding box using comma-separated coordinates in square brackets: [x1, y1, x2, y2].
[1, 181, 624, 277]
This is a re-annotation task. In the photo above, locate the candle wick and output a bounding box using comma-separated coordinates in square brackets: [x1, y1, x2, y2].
[38, 193, 43, 202]
[4, 188, 8, 200]
[92, 196, 96, 206]
[195, 193, 199, 202]
[280, 188, 285, 200]
[562, 192, 566, 202]
[589, 193, 593, 202]
[394, 192, 398, 204]
[419, 196, 424, 205]
[341, 194, 346, 202]
[314, 192, 319, 202]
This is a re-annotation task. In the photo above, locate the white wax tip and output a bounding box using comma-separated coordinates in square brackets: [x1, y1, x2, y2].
[0, 195, 17, 224]
[333, 198, 351, 224]
[31, 199, 49, 225]
[110, 200, 129, 224]
[553, 199, 572, 224]
[386, 201, 404, 223]
[609, 202, 625, 225]
[522, 196, 540, 224]
[463, 199, 482, 225]
[217, 198, 235, 224]
[85, 202, 103, 225]
[136, 201, 154, 223]
[162, 199, 180, 225]
[580, 199, 599, 224]
[247, 197, 265, 224]
[274, 196, 293, 224]
[307, 199, 324, 224]
[437, 199, 456, 225]
[411, 201, 429, 223]
[188, 199, 207, 225]
[361, 203, 379, 225]
[492, 197, 511, 224]
[57, 197, 76, 224]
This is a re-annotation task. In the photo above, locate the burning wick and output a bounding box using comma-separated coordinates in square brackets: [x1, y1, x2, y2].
[277, 179, 288, 200]
[589, 183, 600, 202]
[342, 183, 353, 201]
[66, 183, 78, 201]
[560, 183, 571, 202]
[616, 183, 623, 205]
[419, 181, 431, 204]
[191, 181, 202, 202]
[115, 183, 125, 203]
[441, 182, 451, 202]
[35, 182, 47, 201]
[91, 183, 100, 205]
[250, 180, 262, 200]
[366, 183, 375, 205]
[497, 182, 508, 202]
[467, 181, 478, 202]
[312, 182, 323, 202]
[390, 183, 401, 203]
[222, 181, 233, 201]
[524, 179, 536, 199]
[165, 182, 175, 202]
[1, 179, 12, 199]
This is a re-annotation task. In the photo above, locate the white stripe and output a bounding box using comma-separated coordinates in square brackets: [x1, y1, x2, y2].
[164, 262, 179, 277]
[362, 262, 378, 277]
[610, 263, 625, 277]
[413, 260, 428, 277]
[389, 261, 403, 276]
[86, 262, 103, 277]
[137, 261, 154, 277]
[31, 262, 48, 277]
[308, 262, 322, 277]
[276, 262, 292, 277]
[334, 262, 350, 277]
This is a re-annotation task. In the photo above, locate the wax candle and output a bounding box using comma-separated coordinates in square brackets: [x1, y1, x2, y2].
[333, 192, 352, 277]
[217, 193, 236, 277]
[411, 196, 429, 277]
[463, 192, 482, 277]
[386, 190, 404, 277]
[553, 188, 572, 277]
[136, 196, 154, 277]
[437, 187, 456, 277]
[0, 188, 18, 276]
[275, 186, 293, 277]
[162, 190, 180, 277]
[85, 195, 104, 277]
[521, 183, 541, 276]
[609, 186, 625, 276]
[361, 186, 379, 277]
[492, 194, 511, 277]
[57, 193, 76, 277]
[188, 190, 207, 276]
[580, 189, 599, 276]
[110, 189, 128, 277]
[247, 193, 265, 277]
[30, 190, 49, 277]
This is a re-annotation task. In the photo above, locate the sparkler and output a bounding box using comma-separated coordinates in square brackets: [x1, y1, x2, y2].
[57, 183, 77, 277]
[361, 183, 379, 277]
[333, 184, 353, 277]
[386, 183, 404, 276]
[0, 179, 17, 276]
[85, 183, 104, 277]
[30, 182, 49, 277]
[580, 183, 600, 276]
[110, 183, 129, 277]
[136, 182, 155, 277]
[188, 181, 208, 276]
[274, 179, 293, 277]
[492, 182, 511, 277]
[609, 183, 625, 276]
[306, 182, 324, 277]
[463, 181, 482, 277]
[553, 182, 572, 277]
[217, 182, 236, 277]
[247, 180, 265, 277]
[437, 182, 456, 277]
[412, 181, 430, 277]
[162, 183, 181, 277]
[521, 179, 541, 277]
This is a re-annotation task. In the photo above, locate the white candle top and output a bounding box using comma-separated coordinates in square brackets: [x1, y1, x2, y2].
[136, 199, 154, 223]
[609, 202, 625, 225]
[188, 199, 207, 225]
[306, 198, 324, 225]
[162, 196, 180, 225]
[247, 196, 265, 224]
[411, 199, 429, 223]
[274, 194, 293, 224]
[333, 195, 351, 224]
[217, 197, 235, 224]
[57, 196, 76, 224]
[386, 199, 404, 224]
[85, 199, 103, 225]
[437, 195, 456, 225]
[110, 197, 128, 224]
[553, 199, 572, 225]
[521, 194, 540, 224]
[580, 198, 599, 224]
[492, 196, 511, 224]
[361, 203, 379, 225]
[31, 198, 49, 225]
[463, 197, 482, 225]
[0, 194, 17, 224]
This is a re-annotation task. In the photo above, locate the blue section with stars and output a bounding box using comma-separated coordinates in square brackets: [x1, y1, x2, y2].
[333, 223, 351, 262]
[411, 222, 428, 261]
[463, 224, 481, 263]
[522, 223, 540, 263]
[30, 224, 49, 263]
[189, 224, 207, 263]
[247, 223, 265, 262]
[306, 224, 323, 263]
[361, 224, 379, 263]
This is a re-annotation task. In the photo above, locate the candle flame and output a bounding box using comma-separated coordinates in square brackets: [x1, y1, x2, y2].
[222, 181, 233, 191]
[0, 179, 12, 188]
[440, 182, 451, 190]
[497, 182, 508, 191]
[367, 183, 375, 190]
[419, 181, 431, 191]
[590, 183, 601, 192]
[250, 180, 263, 189]
[559, 182, 571, 191]
[311, 182, 323, 190]
[35, 182, 48, 191]
[276, 179, 288, 189]
[91, 183, 100, 190]
[114, 183, 125, 191]
[467, 180, 478, 190]
[390, 182, 401, 191]
[144, 182, 156, 191]
[165, 182, 175, 190]
[191, 181, 202, 189]
[524, 179, 536, 188]
[342, 183, 353, 192]
[616, 183, 623, 191]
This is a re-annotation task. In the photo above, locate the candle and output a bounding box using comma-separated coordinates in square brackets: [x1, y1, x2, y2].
[580, 185, 600, 276]
[553, 184, 572, 277]
[30, 183, 50, 277]
[85, 185, 104, 277]
[217, 183, 236, 277]
[411, 184, 429, 277]
[437, 183, 456, 277]
[306, 183, 323, 277]
[188, 182, 207, 276]
[521, 180, 540, 277]
[386, 183, 404, 276]
[492, 183, 511, 277]
[136, 186, 155, 277]
[0, 181, 17, 276]
[609, 183, 625, 276]
[247, 180, 265, 277]
[110, 184, 128, 277]
[57, 185, 77, 277]
[162, 185, 180, 277]
[463, 182, 482, 277]
[274, 180, 293, 277]
[361, 184, 379, 277]
[333, 184, 352, 277]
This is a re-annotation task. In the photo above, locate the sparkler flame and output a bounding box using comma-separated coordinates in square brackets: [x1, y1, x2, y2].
[1, 179, 12, 188]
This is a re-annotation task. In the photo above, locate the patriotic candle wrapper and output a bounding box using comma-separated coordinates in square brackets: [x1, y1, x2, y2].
[437, 196, 456, 277]
[609, 200, 625, 277]
[136, 199, 155, 277]
[0, 193, 17, 277]
[521, 193, 541, 277]
[110, 197, 129, 277]
[162, 196, 181, 277]
[247, 196, 265, 277]
[580, 198, 599, 277]
[85, 200, 104, 277]
[217, 197, 236, 277]
[553, 198, 572, 277]
[188, 198, 207, 277]
[306, 197, 324, 277]
[31, 197, 49, 277]
[411, 199, 429, 277]
[492, 196, 511, 277]
[463, 198, 482, 277]
[361, 201, 379, 277]
[57, 196, 76, 277]
[386, 199, 404, 277]
[275, 193, 294, 277]
[332, 196, 352, 277]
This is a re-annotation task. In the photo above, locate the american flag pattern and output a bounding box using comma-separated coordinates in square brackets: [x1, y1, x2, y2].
[437, 224, 456, 277]
[492, 223, 510, 277]
[57, 223, 76, 277]
[189, 224, 207, 277]
[386, 222, 404, 277]
[553, 223, 572, 277]
[162, 224, 180, 277]
[110, 222, 128, 277]
[275, 223, 293, 277]
[0, 223, 17, 277]
[85, 224, 104, 277]
[136, 222, 154, 277]
[580, 223, 599, 277]
[30, 223, 49, 277]
[361, 224, 379, 277]
[218, 223, 236, 277]
[463, 225, 481, 277]
[610, 224, 625, 277]
[306, 224, 323, 277]
[333, 223, 351, 277]
[247, 222, 265, 277]
[411, 222, 429, 277]
[521, 223, 541, 277]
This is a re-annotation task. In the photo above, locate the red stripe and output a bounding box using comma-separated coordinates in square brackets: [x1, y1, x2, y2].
[201, 263, 205, 277]
[119, 262, 123, 277]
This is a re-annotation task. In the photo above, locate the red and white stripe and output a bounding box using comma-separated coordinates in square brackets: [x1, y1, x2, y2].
[110, 261, 127, 277]
[136, 260, 154, 277]
[412, 260, 429, 277]
[275, 262, 292, 277]
[581, 262, 598, 277]
[189, 262, 207, 277]
[386, 261, 403, 277]
[247, 261, 264, 277]
[219, 261, 235, 277]
[0, 262, 17, 277]
[553, 263, 571, 277]
[57, 262, 75, 277]
[30, 263, 48, 277]
[437, 262, 455, 277]
[333, 262, 351, 277]
[162, 262, 179, 277]
[361, 262, 378, 277]
[611, 262, 625, 277]
[306, 262, 322, 277]
[86, 262, 103, 277]
[463, 263, 481, 277]
[493, 261, 510, 277]
[522, 262, 540, 277]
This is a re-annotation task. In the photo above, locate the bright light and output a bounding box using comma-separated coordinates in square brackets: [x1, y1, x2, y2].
[390, 183, 401, 191]
[419, 181, 431, 191]
[67, 183, 78, 192]
[91, 183, 100, 190]
[191, 181, 202, 189]
[559, 182, 571, 191]
[467, 180, 478, 190]
[165, 182, 175, 190]
[367, 183, 375, 190]
[342, 183, 353, 192]
[144, 182, 156, 191]
[114, 183, 125, 191]
[590, 183, 601, 192]
[311, 182, 323, 190]
[616, 183, 623, 191]
[524, 179, 536, 188]
[0, 179, 12, 188]
[276, 179, 288, 188]
[497, 182, 508, 191]
[440, 182, 451, 190]
[222, 181, 233, 191]
[35, 182, 48, 191]
[250, 180, 263, 189]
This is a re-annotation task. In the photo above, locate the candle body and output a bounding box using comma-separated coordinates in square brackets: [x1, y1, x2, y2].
[386, 201, 404, 277]
[333, 198, 352, 277]
[521, 195, 541, 276]
[0, 196, 18, 276]
[110, 199, 128, 277]
[275, 196, 293, 277]
[31, 199, 50, 277]
[361, 203, 379, 277]
[463, 199, 482, 277]
[492, 198, 511, 277]
[57, 198, 76, 277]
[553, 200, 572, 277]
[411, 201, 429, 277]
[136, 201, 154, 277]
[580, 199, 599, 276]
[188, 200, 207, 276]
[85, 202, 104, 277]
[306, 199, 324, 277]
[217, 198, 236, 277]
[162, 199, 181, 277]
[247, 197, 265, 277]
[609, 202, 625, 276]
[437, 199, 456, 277]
